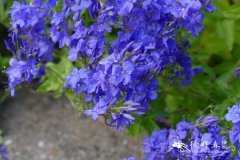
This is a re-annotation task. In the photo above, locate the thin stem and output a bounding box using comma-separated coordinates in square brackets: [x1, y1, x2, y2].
[101, 114, 115, 128]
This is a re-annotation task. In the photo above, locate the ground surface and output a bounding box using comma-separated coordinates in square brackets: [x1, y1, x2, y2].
[0, 91, 143, 160]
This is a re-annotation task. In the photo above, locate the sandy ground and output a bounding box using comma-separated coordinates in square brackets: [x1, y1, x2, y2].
[0, 91, 143, 160]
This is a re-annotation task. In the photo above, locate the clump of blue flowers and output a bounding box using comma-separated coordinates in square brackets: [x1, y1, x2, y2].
[126, 104, 240, 159]
[142, 117, 233, 159]
[5, 0, 55, 96]
[5, 0, 216, 130]
[0, 145, 10, 160]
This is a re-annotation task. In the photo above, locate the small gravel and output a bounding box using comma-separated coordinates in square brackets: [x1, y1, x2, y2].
[0, 90, 143, 160]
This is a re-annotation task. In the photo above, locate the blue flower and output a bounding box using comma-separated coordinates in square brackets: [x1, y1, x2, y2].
[71, 0, 92, 12]
[51, 12, 65, 26]
[235, 67, 240, 78]
[203, 116, 219, 127]
[229, 123, 240, 145]
[10, 1, 48, 29]
[118, 0, 137, 16]
[6, 58, 44, 96]
[176, 121, 193, 139]
[235, 156, 240, 160]
[201, 0, 217, 12]
[123, 156, 136, 160]
[199, 133, 213, 153]
[208, 124, 221, 135]
[0, 145, 10, 160]
[64, 68, 89, 94]
[47, 0, 58, 7]
[226, 104, 240, 124]
[110, 110, 135, 131]
[143, 129, 169, 159]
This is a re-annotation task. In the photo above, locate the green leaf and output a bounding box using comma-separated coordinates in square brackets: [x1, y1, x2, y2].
[223, 6, 240, 20]
[165, 94, 179, 112]
[38, 56, 73, 97]
[216, 19, 235, 51]
[65, 90, 90, 113]
[127, 122, 142, 137]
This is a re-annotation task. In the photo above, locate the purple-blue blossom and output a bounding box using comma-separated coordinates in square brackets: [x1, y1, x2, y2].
[110, 111, 135, 131]
[6, 0, 55, 95]
[229, 123, 240, 145]
[123, 157, 136, 160]
[6, 58, 45, 96]
[0, 145, 10, 160]
[226, 104, 240, 124]
[196, 116, 219, 127]
[235, 67, 240, 78]
[226, 104, 240, 158]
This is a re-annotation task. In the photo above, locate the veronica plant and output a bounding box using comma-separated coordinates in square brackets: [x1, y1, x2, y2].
[4, 0, 217, 131]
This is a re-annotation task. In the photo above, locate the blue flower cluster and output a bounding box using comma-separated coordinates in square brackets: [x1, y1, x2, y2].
[64, 0, 216, 130]
[126, 104, 240, 160]
[142, 116, 233, 159]
[0, 145, 9, 160]
[6, 0, 215, 130]
[5, 0, 55, 96]
[49, 0, 102, 62]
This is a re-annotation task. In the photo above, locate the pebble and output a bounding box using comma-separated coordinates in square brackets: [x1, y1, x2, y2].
[38, 141, 45, 148]
[4, 139, 12, 146]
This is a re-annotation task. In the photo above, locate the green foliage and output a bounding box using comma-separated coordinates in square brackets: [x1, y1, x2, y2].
[0, 5, 8, 26]
[38, 55, 73, 96]
[0, 1, 12, 104]
[0, 0, 15, 27]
